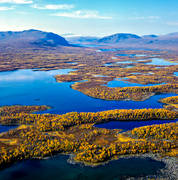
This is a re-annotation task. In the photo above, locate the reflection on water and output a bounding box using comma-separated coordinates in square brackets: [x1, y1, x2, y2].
[146, 58, 178, 66]
[0, 69, 176, 115]
[107, 78, 165, 88]
[0, 69, 74, 81]
[0, 69, 175, 116]
[174, 72, 178, 76]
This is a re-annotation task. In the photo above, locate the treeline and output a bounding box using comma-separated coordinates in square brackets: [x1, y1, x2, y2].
[160, 96, 178, 105]
[0, 105, 177, 167]
[74, 140, 176, 163]
[74, 83, 178, 101]
[0, 122, 177, 167]
[0, 105, 49, 115]
[0, 106, 177, 131]
[131, 123, 177, 140]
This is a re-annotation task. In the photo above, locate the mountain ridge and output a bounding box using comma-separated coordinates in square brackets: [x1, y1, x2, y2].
[1, 30, 178, 50]
[66, 32, 178, 50]
[98, 33, 141, 43]
[0, 29, 70, 48]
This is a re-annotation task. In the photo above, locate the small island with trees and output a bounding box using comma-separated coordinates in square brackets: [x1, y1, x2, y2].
[0, 101, 177, 168]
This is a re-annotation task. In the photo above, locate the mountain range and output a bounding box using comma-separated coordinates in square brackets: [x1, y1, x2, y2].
[0, 29, 69, 48]
[1, 29, 178, 50]
[67, 32, 178, 50]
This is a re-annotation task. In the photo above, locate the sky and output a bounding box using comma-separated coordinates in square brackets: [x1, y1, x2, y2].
[0, 0, 178, 37]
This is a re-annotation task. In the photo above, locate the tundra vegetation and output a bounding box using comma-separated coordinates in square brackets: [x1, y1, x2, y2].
[0, 46, 177, 169]
[0, 46, 177, 101]
[0, 105, 177, 167]
[160, 96, 178, 110]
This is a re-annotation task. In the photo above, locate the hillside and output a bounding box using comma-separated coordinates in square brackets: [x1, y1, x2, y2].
[96, 32, 178, 50]
[66, 36, 99, 44]
[98, 33, 141, 43]
[0, 29, 70, 48]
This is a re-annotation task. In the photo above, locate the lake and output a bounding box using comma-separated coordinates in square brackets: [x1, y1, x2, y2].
[0, 155, 165, 180]
[95, 120, 177, 130]
[0, 69, 175, 116]
[0, 125, 18, 133]
[107, 78, 165, 88]
[0, 68, 176, 134]
[104, 54, 178, 67]
[0, 61, 177, 179]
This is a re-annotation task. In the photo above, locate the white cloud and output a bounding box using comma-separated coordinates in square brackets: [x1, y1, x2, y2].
[32, 4, 74, 10]
[166, 22, 178, 26]
[0, 6, 14, 10]
[129, 16, 160, 20]
[0, 0, 33, 4]
[52, 10, 112, 19]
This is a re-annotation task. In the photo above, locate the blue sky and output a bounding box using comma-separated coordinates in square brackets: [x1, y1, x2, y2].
[0, 0, 178, 36]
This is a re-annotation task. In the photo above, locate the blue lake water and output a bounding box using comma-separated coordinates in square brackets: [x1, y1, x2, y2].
[0, 155, 165, 180]
[104, 62, 113, 66]
[66, 62, 78, 65]
[0, 69, 176, 116]
[0, 67, 177, 179]
[95, 120, 177, 130]
[146, 58, 178, 66]
[98, 52, 175, 69]
[94, 74, 108, 77]
[106, 55, 178, 67]
[0, 125, 17, 133]
[116, 60, 134, 64]
[0, 68, 176, 134]
[107, 78, 165, 88]
[104, 62, 136, 68]
[174, 72, 178, 76]
[117, 54, 146, 58]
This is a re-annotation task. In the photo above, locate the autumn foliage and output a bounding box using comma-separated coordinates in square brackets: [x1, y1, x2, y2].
[0, 105, 177, 168]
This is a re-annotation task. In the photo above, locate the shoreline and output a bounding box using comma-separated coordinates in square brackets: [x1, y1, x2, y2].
[68, 153, 177, 180]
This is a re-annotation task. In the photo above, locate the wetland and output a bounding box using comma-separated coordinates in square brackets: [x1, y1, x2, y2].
[0, 46, 177, 179]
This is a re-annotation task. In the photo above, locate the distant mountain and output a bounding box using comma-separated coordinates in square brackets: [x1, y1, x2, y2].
[142, 34, 158, 38]
[98, 33, 141, 43]
[65, 32, 178, 50]
[1, 29, 178, 50]
[95, 32, 178, 50]
[157, 32, 178, 40]
[66, 36, 99, 44]
[163, 32, 178, 36]
[0, 29, 70, 48]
